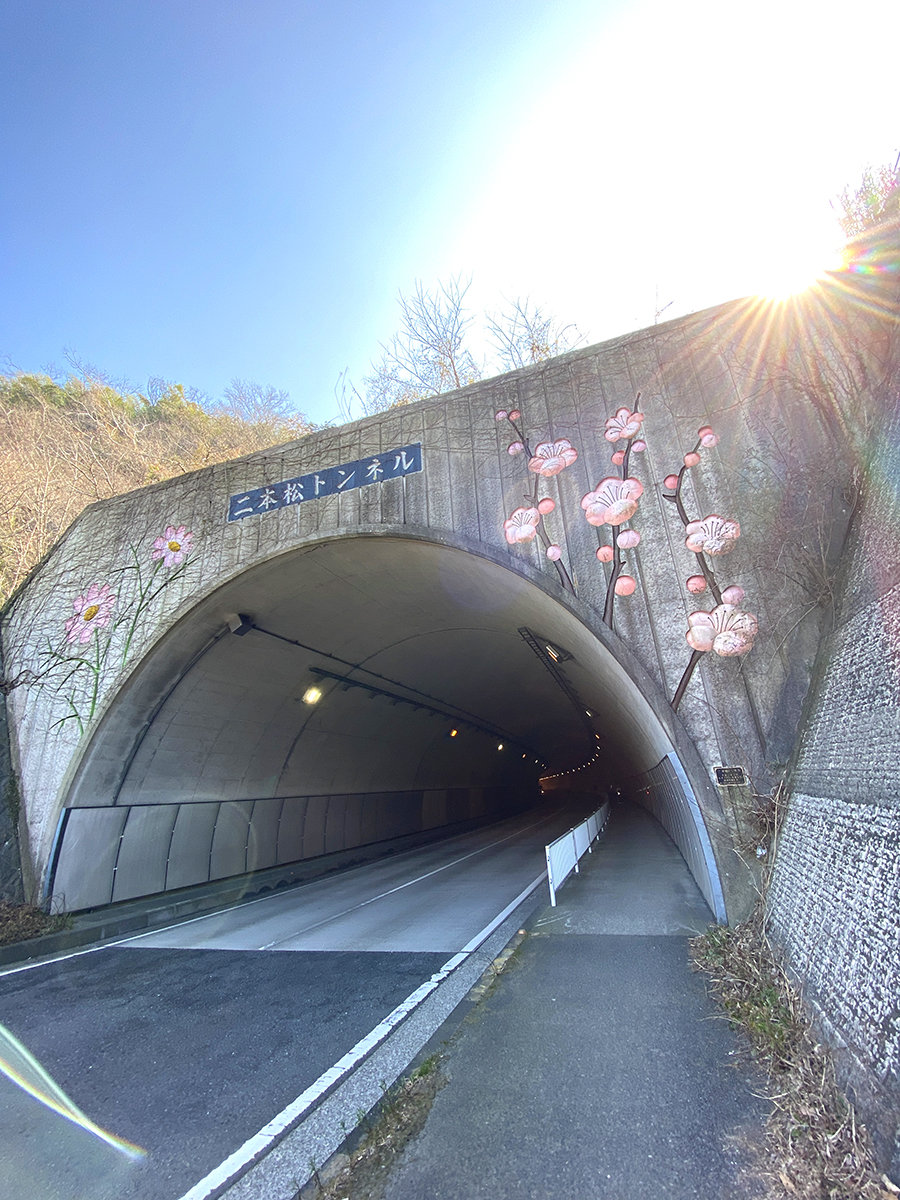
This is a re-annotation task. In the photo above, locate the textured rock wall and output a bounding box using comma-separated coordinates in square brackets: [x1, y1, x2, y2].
[768, 264, 900, 1175]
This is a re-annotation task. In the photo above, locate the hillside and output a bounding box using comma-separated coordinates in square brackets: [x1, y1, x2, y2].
[0, 372, 312, 606]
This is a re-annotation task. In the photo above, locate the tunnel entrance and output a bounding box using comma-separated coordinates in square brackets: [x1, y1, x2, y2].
[50, 535, 726, 919]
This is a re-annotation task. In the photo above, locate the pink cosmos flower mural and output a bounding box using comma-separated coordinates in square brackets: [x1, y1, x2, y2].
[527, 439, 578, 477]
[684, 515, 740, 556]
[503, 506, 541, 544]
[686, 604, 758, 657]
[581, 478, 644, 527]
[152, 525, 193, 568]
[604, 407, 644, 443]
[65, 583, 116, 644]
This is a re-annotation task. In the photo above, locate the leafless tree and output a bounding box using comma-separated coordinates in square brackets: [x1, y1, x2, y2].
[486, 298, 582, 371]
[360, 279, 581, 415]
[363, 277, 482, 414]
[833, 159, 899, 238]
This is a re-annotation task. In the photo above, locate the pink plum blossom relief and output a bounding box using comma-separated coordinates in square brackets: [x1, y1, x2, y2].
[537, 497, 556, 515]
[684, 515, 740, 556]
[152, 525, 193, 568]
[581, 478, 644, 527]
[65, 583, 116, 644]
[698, 425, 719, 448]
[686, 604, 758, 657]
[616, 529, 641, 549]
[604, 408, 644, 442]
[614, 575, 636, 596]
[508, 441, 525, 456]
[546, 545, 562, 561]
[528, 439, 578, 477]
[596, 545, 614, 562]
[686, 575, 708, 594]
[503, 506, 541, 544]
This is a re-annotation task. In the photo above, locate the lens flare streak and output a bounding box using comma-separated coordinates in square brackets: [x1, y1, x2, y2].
[0, 1023, 146, 1160]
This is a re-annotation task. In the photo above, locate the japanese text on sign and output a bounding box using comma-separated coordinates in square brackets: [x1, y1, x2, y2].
[227, 443, 423, 522]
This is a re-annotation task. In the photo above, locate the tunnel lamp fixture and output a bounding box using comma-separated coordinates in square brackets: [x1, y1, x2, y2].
[497, 742, 504, 751]
[302, 686, 323, 705]
[227, 613, 254, 637]
[545, 645, 560, 662]
[448, 728, 459, 738]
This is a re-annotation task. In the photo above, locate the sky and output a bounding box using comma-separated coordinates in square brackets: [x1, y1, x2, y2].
[1, 0, 897, 426]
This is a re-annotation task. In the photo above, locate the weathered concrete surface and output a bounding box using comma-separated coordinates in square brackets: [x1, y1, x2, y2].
[3, 280, 883, 918]
[0, 645, 24, 903]
[768, 290, 900, 1177]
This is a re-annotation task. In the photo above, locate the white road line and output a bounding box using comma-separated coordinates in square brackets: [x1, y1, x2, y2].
[256, 814, 551, 950]
[174, 871, 546, 1200]
[0, 812, 555, 977]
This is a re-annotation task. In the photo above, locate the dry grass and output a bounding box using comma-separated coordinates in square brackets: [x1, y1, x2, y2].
[0, 900, 69, 947]
[692, 784, 897, 1200]
[0, 372, 311, 607]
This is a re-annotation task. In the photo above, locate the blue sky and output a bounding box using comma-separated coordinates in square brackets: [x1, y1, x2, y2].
[2, 0, 897, 425]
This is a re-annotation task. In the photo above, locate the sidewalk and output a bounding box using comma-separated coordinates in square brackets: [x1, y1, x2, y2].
[380, 804, 769, 1199]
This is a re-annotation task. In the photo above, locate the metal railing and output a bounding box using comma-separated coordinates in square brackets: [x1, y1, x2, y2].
[545, 802, 610, 906]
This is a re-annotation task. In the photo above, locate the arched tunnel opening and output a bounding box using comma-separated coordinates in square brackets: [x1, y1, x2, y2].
[49, 536, 726, 921]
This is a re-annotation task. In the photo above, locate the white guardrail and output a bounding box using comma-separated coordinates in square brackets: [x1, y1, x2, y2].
[545, 802, 610, 906]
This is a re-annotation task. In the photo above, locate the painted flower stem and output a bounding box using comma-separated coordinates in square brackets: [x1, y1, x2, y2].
[602, 439, 633, 627]
[502, 411, 576, 594]
[670, 440, 723, 606]
[671, 649, 703, 712]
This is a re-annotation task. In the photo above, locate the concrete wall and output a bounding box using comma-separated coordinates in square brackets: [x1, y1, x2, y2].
[2, 292, 866, 900]
[0, 646, 24, 903]
[767, 308, 900, 1176]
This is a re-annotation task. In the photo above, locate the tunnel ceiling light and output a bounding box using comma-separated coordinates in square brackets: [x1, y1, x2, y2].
[308, 666, 536, 758]
[302, 686, 323, 705]
[497, 742, 504, 751]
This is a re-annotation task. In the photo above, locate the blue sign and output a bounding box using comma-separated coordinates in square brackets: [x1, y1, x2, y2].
[227, 442, 423, 521]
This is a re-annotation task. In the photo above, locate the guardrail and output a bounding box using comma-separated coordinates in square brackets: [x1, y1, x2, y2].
[545, 802, 610, 906]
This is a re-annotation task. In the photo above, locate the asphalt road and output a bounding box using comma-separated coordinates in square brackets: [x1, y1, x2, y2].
[0, 804, 581, 1200]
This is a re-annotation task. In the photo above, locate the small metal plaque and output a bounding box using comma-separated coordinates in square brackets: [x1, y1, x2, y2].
[714, 766, 748, 786]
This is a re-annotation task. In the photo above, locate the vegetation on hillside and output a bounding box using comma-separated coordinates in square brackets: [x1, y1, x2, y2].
[0, 369, 312, 607]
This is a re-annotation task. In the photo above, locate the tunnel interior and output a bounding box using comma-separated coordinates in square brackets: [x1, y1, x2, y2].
[51, 536, 723, 917]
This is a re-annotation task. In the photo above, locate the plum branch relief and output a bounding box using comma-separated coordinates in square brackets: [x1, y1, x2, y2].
[494, 399, 757, 711]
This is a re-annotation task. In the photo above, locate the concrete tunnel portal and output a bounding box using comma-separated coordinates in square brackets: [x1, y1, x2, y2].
[50, 534, 727, 920]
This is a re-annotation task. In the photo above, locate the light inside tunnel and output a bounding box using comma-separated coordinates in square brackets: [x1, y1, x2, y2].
[50, 535, 727, 921]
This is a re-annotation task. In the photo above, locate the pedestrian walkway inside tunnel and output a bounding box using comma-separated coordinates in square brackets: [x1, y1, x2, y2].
[374, 802, 767, 1200]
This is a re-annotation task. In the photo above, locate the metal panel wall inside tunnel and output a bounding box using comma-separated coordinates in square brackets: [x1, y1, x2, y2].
[47, 785, 535, 910]
[626, 752, 727, 923]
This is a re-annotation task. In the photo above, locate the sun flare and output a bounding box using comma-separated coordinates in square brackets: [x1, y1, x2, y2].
[754, 231, 846, 301]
